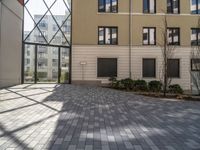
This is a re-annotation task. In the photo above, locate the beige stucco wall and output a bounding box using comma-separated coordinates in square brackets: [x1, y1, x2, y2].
[72, 45, 192, 90]
[72, 0, 199, 46]
[71, 0, 198, 90]
[0, 0, 23, 88]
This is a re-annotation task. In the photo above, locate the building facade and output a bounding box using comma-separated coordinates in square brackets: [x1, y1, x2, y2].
[0, 0, 23, 88]
[72, 0, 200, 93]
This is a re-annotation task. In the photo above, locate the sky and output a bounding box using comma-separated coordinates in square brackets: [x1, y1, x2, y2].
[24, 0, 70, 31]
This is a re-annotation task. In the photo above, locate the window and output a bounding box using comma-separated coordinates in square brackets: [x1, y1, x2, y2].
[167, 28, 180, 45]
[191, 28, 200, 46]
[98, 27, 118, 45]
[143, 0, 156, 13]
[191, 0, 200, 14]
[97, 58, 117, 77]
[167, 0, 180, 14]
[143, 59, 156, 78]
[98, 0, 118, 13]
[143, 27, 156, 45]
[191, 59, 200, 71]
[167, 59, 180, 78]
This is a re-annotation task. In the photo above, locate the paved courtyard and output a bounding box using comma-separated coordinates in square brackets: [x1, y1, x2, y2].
[0, 84, 200, 150]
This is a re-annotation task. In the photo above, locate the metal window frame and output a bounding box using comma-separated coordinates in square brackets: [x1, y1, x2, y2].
[143, 0, 156, 14]
[167, 27, 180, 46]
[98, 0, 118, 13]
[167, 58, 180, 78]
[142, 27, 156, 45]
[167, 0, 180, 14]
[142, 58, 156, 78]
[22, 0, 72, 84]
[98, 26, 118, 45]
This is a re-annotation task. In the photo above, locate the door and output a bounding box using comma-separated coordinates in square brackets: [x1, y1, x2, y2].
[23, 44, 70, 84]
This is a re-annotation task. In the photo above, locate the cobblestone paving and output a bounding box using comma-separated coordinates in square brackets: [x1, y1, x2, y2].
[0, 84, 200, 150]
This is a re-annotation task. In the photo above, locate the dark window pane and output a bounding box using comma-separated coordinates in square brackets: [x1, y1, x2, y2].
[143, 59, 156, 77]
[167, 28, 180, 45]
[191, 59, 200, 71]
[97, 58, 117, 77]
[191, 0, 200, 14]
[143, 0, 155, 13]
[99, 0, 105, 12]
[111, 0, 117, 12]
[167, 59, 180, 78]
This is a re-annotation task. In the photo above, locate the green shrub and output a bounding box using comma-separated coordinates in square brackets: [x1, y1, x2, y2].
[148, 80, 162, 92]
[168, 84, 183, 94]
[133, 80, 148, 91]
[121, 78, 134, 90]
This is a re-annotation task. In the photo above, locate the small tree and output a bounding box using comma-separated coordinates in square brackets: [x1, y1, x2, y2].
[158, 14, 176, 97]
[190, 17, 200, 95]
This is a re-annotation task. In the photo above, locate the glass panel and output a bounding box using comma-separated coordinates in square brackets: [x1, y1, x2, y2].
[143, 0, 148, 13]
[143, 28, 149, 45]
[105, 28, 111, 44]
[143, 59, 156, 77]
[173, 0, 179, 13]
[111, 0, 117, 12]
[60, 48, 70, 83]
[37, 46, 58, 83]
[111, 28, 117, 44]
[99, 28, 104, 44]
[149, 0, 155, 13]
[191, 29, 198, 45]
[24, 44, 35, 83]
[24, 0, 71, 46]
[105, 0, 111, 12]
[149, 28, 155, 45]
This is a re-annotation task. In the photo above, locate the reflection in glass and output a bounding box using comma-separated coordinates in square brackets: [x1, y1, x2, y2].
[24, 45, 35, 83]
[60, 48, 70, 83]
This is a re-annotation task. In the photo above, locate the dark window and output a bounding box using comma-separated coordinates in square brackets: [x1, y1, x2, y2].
[167, 0, 180, 14]
[98, 0, 118, 13]
[191, 59, 200, 71]
[143, 27, 156, 45]
[143, 0, 156, 13]
[191, 28, 200, 46]
[98, 27, 118, 45]
[143, 59, 156, 77]
[167, 59, 180, 78]
[167, 28, 180, 45]
[191, 0, 200, 14]
[97, 58, 117, 77]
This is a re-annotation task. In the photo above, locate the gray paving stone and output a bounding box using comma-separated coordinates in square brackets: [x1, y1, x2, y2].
[0, 84, 200, 150]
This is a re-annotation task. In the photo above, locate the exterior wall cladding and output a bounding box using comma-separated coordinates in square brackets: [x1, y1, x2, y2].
[71, 0, 200, 92]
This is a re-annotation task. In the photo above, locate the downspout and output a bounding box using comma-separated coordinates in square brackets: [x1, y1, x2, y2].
[129, 0, 132, 78]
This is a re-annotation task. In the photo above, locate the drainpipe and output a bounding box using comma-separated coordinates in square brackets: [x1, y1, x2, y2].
[129, 0, 132, 78]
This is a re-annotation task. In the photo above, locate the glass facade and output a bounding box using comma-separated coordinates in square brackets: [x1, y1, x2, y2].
[23, 0, 71, 83]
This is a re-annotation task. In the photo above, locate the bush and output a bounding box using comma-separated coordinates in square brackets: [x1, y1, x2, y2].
[121, 78, 134, 90]
[133, 80, 148, 91]
[148, 80, 162, 92]
[168, 84, 183, 94]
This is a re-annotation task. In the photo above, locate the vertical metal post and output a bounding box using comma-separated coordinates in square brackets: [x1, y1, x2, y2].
[58, 47, 61, 83]
[129, 0, 132, 78]
[34, 45, 37, 83]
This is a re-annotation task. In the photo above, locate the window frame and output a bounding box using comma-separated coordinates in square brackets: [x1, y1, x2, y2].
[98, 26, 118, 45]
[191, 28, 200, 46]
[167, 0, 180, 14]
[143, 27, 156, 45]
[191, 59, 200, 71]
[98, 0, 118, 13]
[143, 0, 156, 14]
[167, 59, 180, 78]
[97, 58, 118, 78]
[167, 27, 180, 46]
[142, 58, 156, 78]
[191, 0, 200, 14]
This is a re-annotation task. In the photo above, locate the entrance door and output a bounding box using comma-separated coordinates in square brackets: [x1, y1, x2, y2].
[23, 44, 70, 84]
